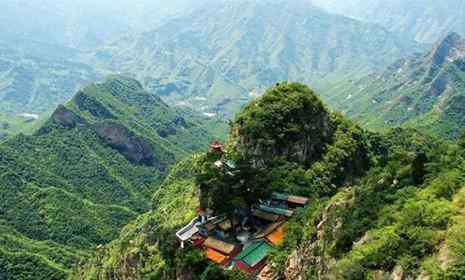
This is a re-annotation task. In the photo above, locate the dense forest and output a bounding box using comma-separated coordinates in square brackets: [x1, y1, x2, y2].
[0, 76, 226, 278]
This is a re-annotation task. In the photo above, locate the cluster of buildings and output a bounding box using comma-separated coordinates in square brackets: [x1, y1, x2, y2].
[175, 192, 309, 276]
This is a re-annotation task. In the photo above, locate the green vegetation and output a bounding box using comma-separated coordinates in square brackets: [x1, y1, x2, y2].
[94, 0, 420, 118]
[269, 128, 465, 279]
[0, 76, 226, 279]
[78, 82, 465, 279]
[0, 39, 99, 115]
[323, 32, 465, 140]
[230, 83, 372, 198]
[74, 155, 250, 280]
[0, 113, 46, 141]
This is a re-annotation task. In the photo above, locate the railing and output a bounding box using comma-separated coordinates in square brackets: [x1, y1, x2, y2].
[176, 217, 200, 247]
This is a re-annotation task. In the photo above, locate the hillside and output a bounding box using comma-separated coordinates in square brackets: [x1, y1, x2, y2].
[0, 76, 226, 278]
[0, 38, 100, 138]
[0, 0, 422, 131]
[75, 82, 465, 279]
[0, 0, 211, 138]
[311, 0, 465, 43]
[92, 0, 421, 118]
[324, 32, 465, 139]
[0, 39, 100, 114]
[74, 84, 465, 280]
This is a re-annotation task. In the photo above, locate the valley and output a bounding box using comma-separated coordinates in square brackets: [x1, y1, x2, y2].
[2, 0, 465, 279]
[0, 0, 422, 135]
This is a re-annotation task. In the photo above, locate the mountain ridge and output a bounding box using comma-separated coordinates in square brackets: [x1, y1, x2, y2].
[93, 0, 422, 118]
[323, 32, 465, 138]
[0, 75, 226, 278]
[311, 0, 465, 44]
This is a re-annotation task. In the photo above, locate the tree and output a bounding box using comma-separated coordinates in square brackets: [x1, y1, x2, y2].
[196, 153, 269, 226]
[412, 151, 428, 185]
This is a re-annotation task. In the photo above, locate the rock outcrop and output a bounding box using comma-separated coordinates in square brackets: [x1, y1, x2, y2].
[428, 32, 465, 73]
[51, 105, 86, 129]
[94, 122, 154, 166]
[282, 190, 355, 280]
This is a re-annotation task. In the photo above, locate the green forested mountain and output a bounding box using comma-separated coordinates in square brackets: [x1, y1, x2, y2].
[0, 0, 207, 138]
[93, 0, 421, 118]
[311, 0, 465, 43]
[75, 82, 465, 279]
[0, 76, 226, 279]
[324, 32, 465, 139]
[3, 2, 465, 279]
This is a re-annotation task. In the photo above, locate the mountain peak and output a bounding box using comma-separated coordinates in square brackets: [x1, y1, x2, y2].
[233, 82, 334, 166]
[429, 32, 465, 68]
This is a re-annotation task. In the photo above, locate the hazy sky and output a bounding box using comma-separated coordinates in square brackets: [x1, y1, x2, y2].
[0, 0, 205, 48]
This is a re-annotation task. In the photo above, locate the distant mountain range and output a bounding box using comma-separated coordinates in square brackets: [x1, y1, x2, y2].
[0, 76, 225, 277]
[0, 0, 422, 136]
[91, 0, 421, 118]
[0, 39, 99, 115]
[311, 0, 465, 43]
[324, 32, 465, 138]
[0, 0, 205, 49]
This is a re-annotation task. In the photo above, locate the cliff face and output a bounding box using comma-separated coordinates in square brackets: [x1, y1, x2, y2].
[94, 122, 155, 166]
[282, 191, 356, 279]
[428, 32, 465, 72]
[51, 105, 86, 129]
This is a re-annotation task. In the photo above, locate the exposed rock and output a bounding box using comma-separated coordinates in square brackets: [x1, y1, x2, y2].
[94, 122, 154, 166]
[353, 232, 370, 248]
[391, 265, 404, 280]
[429, 32, 465, 72]
[430, 75, 449, 97]
[51, 105, 86, 129]
[282, 190, 355, 280]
